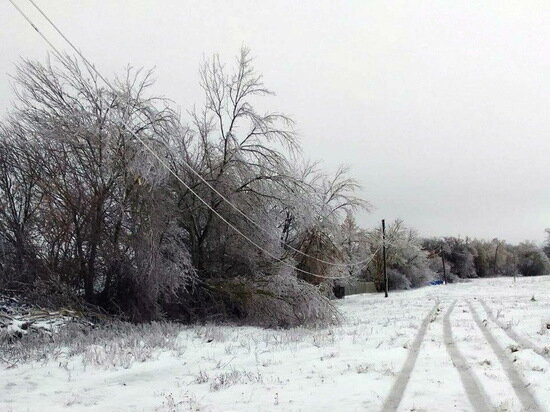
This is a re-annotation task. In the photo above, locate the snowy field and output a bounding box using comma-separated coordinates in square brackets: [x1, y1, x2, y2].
[1, 276, 550, 412]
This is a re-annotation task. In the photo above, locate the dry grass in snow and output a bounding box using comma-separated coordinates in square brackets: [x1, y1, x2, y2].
[1, 276, 549, 411]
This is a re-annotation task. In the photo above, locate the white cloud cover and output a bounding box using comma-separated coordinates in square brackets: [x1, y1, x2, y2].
[1, 0, 549, 242]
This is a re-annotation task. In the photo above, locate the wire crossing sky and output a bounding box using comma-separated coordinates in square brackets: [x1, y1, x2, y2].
[8, 0, 388, 274]
[1, 0, 549, 243]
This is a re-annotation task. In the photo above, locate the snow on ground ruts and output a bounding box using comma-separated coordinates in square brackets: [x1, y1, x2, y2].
[1, 276, 549, 411]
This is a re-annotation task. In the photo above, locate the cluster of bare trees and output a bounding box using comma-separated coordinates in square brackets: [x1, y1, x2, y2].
[336, 218, 437, 291]
[422, 236, 550, 282]
[337, 217, 550, 291]
[0, 56, 196, 320]
[2, 49, 546, 324]
[0, 49, 365, 325]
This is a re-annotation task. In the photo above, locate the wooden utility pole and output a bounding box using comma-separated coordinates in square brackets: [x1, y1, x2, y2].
[382, 219, 388, 298]
[441, 252, 447, 285]
[493, 239, 501, 276]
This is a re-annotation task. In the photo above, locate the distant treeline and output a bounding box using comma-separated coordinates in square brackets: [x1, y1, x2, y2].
[338, 218, 550, 292]
[421, 235, 550, 281]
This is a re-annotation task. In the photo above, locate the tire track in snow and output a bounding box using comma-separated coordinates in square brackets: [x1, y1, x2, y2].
[467, 300, 543, 412]
[380, 301, 438, 412]
[478, 298, 550, 363]
[443, 300, 493, 412]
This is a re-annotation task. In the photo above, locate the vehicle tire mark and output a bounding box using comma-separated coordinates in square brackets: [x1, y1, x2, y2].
[443, 300, 493, 412]
[380, 301, 439, 412]
[468, 300, 543, 412]
[478, 298, 550, 363]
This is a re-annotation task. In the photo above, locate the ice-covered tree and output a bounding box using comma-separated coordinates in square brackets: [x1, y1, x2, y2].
[515, 242, 550, 277]
[365, 220, 435, 290]
[544, 229, 550, 258]
[0, 49, 368, 325]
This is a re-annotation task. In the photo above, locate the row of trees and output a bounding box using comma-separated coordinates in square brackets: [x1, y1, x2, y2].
[0, 49, 548, 325]
[421, 236, 550, 281]
[338, 217, 436, 291]
[0, 50, 366, 325]
[337, 217, 550, 291]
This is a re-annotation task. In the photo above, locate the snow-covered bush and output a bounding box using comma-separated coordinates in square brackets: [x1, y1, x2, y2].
[387, 269, 411, 290]
[211, 270, 341, 328]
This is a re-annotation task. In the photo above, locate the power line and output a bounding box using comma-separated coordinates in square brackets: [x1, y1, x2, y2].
[9, 0, 386, 280]
[23, 0, 379, 269]
[7, 0, 62, 56]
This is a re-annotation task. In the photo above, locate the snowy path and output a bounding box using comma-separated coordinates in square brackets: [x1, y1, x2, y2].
[442, 300, 492, 412]
[1, 276, 549, 411]
[467, 300, 542, 411]
[479, 298, 550, 363]
[388, 295, 549, 412]
[380, 302, 439, 412]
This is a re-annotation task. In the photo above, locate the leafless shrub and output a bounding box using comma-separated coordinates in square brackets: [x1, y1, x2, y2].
[211, 269, 341, 328]
[0, 319, 185, 368]
[209, 369, 263, 391]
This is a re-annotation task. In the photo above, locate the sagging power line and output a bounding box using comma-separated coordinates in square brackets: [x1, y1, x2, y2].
[8, 0, 390, 280]
[21, 0, 383, 270]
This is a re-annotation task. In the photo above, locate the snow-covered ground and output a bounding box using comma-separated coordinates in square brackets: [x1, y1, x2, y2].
[1, 276, 549, 411]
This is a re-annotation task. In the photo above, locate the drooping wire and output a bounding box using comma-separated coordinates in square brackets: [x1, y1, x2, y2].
[9, 0, 385, 279]
[22, 0, 385, 269]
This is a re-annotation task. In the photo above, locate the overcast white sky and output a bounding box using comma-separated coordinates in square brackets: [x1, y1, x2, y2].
[1, 0, 549, 243]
